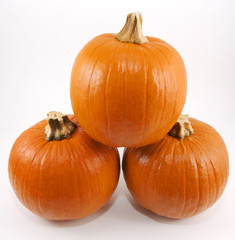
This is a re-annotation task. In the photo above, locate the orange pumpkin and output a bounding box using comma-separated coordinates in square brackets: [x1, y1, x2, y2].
[123, 115, 229, 218]
[8, 112, 120, 220]
[70, 12, 187, 147]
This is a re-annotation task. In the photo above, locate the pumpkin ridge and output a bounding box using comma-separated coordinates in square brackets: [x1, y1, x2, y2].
[147, 137, 170, 209]
[37, 142, 53, 217]
[177, 141, 187, 218]
[10, 144, 26, 192]
[21, 140, 47, 213]
[194, 138, 214, 214]
[86, 41, 112, 142]
[162, 139, 177, 214]
[102, 41, 125, 145]
[143, 44, 164, 138]
[56, 140, 69, 217]
[201, 125, 229, 194]
[199, 143, 214, 209]
[150, 45, 167, 133]
[10, 126, 46, 191]
[169, 142, 183, 218]
[138, 46, 159, 143]
[192, 136, 219, 207]
[71, 135, 92, 215]
[158, 45, 177, 134]
[87, 147, 103, 209]
[184, 138, 201, 217]
[138, 47, 148, 144]
[121, 44, 131, 146]
[142, 146, 161, 207]
[75, 140, 94, 215]
[163, 47, 179, 130]
[90, 144, 119, 205]
[150, 41, 187, 108]
[71, 39, 110, 139]
[163, 42, 187, 103]
[64, 138, 81, 216]
[27, 144, 44, 216]
[14, 135, 47, 208]
[104, 66, 112, 144]
[76, 145, 95, 218]
[149, 44, 179, 134]
[18, 153, 32, 208]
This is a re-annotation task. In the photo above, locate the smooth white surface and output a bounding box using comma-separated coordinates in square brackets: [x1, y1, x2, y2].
[1, 0, 235, 239]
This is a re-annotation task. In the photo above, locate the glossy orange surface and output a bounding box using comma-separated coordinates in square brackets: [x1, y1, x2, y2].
[70, 34, 187, 147]
[8, 115, 120, 220]
[123, 118, 229, 218]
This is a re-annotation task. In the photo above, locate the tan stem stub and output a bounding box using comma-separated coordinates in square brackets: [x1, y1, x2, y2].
[168, 114, 194, 140]
[115, 12, 149, 44]
[45, 111, 77, 141]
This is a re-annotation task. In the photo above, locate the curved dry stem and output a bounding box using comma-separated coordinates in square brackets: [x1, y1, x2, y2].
[45, 111, 77, 141]
[115, 12, 148, 44]
[169, 114, 194, 140]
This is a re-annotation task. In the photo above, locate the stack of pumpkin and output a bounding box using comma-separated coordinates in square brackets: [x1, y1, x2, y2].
[8, 12, 229, 220]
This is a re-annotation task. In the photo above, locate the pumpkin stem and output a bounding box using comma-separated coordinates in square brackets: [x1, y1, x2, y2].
[168, 114, 194, 140]
[115, 12, 149, 44]
[45, 111, 77, 141]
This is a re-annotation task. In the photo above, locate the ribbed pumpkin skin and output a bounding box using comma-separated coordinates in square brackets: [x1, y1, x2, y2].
[123, 118, 229, 218]
[70, 34, 187, 147]
[8, 115, 120, 220]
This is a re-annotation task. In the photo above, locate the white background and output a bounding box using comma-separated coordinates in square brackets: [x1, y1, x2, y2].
[1, 0, 235, 239]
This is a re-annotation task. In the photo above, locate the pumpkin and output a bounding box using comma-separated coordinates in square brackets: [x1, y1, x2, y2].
[122, 115, 229, 218]
[70, 12, 187, 147]
[8, 112, 120, 220]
